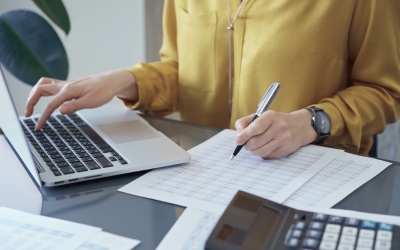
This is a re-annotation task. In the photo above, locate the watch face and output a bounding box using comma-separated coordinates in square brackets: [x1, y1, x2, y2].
[314, 112, 331, 134]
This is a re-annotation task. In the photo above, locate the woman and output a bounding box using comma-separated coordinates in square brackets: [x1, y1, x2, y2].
[26, 0, 400, 158]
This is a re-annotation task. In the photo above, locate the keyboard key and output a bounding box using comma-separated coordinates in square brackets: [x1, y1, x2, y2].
[60, 150, 73, 155]
[68, 141, 79, 146]
[361, 221, 376, 230]
[310, 222, 324, 231]
[306, 230, 321, 239]
[88, 149, 100, 154]
[67, 158, 80, 163]
[378, 223, 393, 231]
[81, 157, 93, 162]
[64, 154, 76, 159]
[75, 122, 87, 127]
[357, 238, 373, 247]
[85, 145, 96, 150]
[77, 153, 89, 158]
[302, 238, 319, 248]
[40, 142, 52, 147]
[359, 229, 375, 239]
[71, 145, 83, 150]
[325, 224, 341, 233]
[56, 115, 68, 121]
[319, 241, 336, 250]
[49, 154, 62, 159]
[342, 226, 358, 236]
[292, 229, 302, 238]
[71, 162, 84, 168]
[322, 232, 339, 242]
[52, 170, 62, 176]
[57, 146, 70, 151]
[337, 244, 354, 250]
[312, 213, 327, 222]
[53, 158, 66, 163]
[74, 149, 86, 154]
[328, 216, 343, 224]
[375, 240, 391, 249]
[75, 166, 88, 172]
[42, 157, 51, 162]
[59, 167, 75, 175]
[56, 162, 70, 168]
[120, 160, 128, 165]
[92, 153, 104, 158]
[96, 143, 110, 149]
[46, 162, 55, 167]
[85, 161, 101, 170]
[100, 147, 114, 153]
[109, 156, 117, 161]
[39, 153, 48, 158]
[287, 238, 299, 248]
[376, 230, 392, 241]
[115, 155, 124, 160]
[96, 157, 113, 168]
[339, 235, 356, 245]
[295, 221, 306, 230]
[49, 166, 58, 171]
[79, 125, 105, 144]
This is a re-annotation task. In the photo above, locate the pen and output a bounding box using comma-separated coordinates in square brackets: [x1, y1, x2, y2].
[230, 82, 281, 161]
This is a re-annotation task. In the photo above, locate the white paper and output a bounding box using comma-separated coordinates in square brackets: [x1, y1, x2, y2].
[156, 208, 219, 250]
[283, 152, 392, 208]
[157, 206, 400, 250]
[78, 231, 140, 250]
[119, 130, 343, 214]
[0, 207, 102, 250]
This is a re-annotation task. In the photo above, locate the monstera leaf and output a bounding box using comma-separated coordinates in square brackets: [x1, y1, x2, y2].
[33, 0, 70, 35]
[0, 10, 69, 86]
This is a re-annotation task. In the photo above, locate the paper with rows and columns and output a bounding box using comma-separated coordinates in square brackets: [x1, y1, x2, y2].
[119, 129, 343, 214]
[0, 206, 102, 250]
[157, 206, 400, 250]
[78, 231, 140, 250]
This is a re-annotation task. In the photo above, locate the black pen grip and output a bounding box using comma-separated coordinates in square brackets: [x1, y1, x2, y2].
[232, 115, 259, 157]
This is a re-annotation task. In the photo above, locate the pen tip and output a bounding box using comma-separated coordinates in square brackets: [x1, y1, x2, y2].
[230, 155, 234, 161]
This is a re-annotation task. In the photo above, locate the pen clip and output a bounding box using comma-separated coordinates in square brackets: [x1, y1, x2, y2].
[256, 82, 280, 115]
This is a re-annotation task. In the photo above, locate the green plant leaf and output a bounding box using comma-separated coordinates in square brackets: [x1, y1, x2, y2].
[0, 10, 69, 86]
[33, 0, 70, 35]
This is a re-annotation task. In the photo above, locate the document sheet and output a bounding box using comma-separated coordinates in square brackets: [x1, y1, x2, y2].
[0, 207, 101, 250]
[78, 231, 140, 250]
[283, 152, 391, 208]
[119, 129, 343, 214]
[158, 206, 400, 250]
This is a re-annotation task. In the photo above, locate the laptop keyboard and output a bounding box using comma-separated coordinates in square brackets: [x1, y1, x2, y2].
[22, 114, 127, 177]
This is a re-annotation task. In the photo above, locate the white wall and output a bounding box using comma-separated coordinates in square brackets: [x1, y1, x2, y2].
[0, 0, 146, 116]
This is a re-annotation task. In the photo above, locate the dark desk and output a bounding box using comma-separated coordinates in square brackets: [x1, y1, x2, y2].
[38, 115, 400, 250]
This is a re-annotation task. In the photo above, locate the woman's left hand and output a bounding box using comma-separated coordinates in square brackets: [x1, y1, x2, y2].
[235, 109, 318, 159]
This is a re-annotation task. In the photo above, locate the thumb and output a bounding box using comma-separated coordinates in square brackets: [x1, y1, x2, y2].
[60, 98, 89, 114]
[235, 113, 254, 135]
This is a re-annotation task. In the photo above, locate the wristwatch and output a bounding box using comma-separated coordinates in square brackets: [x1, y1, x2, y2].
[304, 106, 331, 144]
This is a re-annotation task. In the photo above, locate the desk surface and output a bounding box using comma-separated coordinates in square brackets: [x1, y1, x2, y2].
[16, 115, 400, 249]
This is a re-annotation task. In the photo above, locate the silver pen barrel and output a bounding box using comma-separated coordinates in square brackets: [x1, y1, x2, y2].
[256, 82, 281, 116]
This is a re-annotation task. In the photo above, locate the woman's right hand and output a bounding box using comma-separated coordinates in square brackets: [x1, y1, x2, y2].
[25, 69, 138, 131]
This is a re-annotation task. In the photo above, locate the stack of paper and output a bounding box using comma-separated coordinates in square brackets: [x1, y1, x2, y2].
[118, 129, 393, 250]
[0, 207, 140, 250]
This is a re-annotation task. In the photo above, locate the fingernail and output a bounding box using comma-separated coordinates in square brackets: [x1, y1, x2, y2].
[237, 137, 245, 145]
[60, 106, 67, 114]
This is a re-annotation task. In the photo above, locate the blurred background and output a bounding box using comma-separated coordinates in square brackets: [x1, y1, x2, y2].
[0, 0, 399, 161]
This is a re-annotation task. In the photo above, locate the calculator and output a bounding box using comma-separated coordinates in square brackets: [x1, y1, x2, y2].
[205, 191, 398, 250]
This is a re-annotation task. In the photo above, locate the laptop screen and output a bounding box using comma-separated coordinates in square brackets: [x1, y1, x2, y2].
[0, 66, 41, 186]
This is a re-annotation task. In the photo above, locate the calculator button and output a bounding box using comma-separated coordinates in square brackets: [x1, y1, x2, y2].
[302, 238, 319, 248]
[342, 226, 358, 236]
[375, 240, 391, 250]
[295, 221, 306, 230]
[319, 240, 337, 250]
[355, 247, 371, 250]
[344, 218, 360, 227]
[359, 229, 375, 239]
[337, 244, 355, 250]
[287, 237, 299, 248]
[357, 238, 373, 247]
[340, 235, 356, 245]
[378, 223, 393, 231]
[312, 213, 327, 222]
[376, 230, 392, 241]
[322, 232, 339, 242]
[328, 216, 343, 224]
[292, 229, 302, 238]
[309, 222, 324, 230]
[325, 224, 341, 233]
[306, 230, 322, 239]
[361, 221, 376, 230]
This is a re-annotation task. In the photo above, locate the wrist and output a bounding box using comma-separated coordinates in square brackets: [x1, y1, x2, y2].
[291, 109, 318, 146]
[115, 69, 138, 102]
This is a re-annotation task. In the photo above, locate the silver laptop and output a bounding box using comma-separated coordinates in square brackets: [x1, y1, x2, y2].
[0, 66, 191, 187]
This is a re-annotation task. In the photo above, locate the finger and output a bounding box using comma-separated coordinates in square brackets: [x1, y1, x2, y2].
[35, 89, 74, 130]
[250, 139, 282, 158]
[236, 111, 278, 145]
[60, 97, 92, 114]
[243, 124, 280, 151]
[29, 77, 61, 97]
[235, 113, 254, 136]
[25, 84, 62, 117]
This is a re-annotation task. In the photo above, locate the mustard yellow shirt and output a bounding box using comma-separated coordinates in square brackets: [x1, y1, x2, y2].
[124, 0, 400, 155]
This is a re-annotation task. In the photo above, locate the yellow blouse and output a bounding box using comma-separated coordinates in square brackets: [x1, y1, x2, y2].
[124, 0, 400, 155]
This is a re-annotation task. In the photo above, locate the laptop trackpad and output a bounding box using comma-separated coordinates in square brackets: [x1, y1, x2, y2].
[97, 120, 160, 144]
